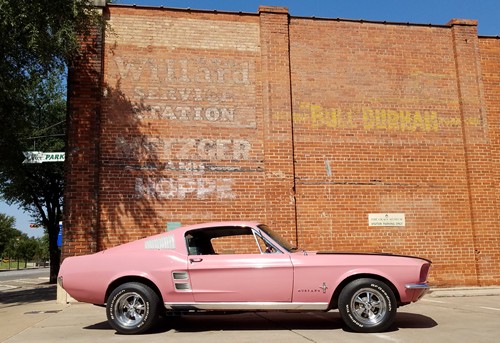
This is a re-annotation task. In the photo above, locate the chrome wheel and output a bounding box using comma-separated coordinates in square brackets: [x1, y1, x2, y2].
[114, 291, 146, 328]
[338, 278, 397, 333]
[107, 282, 160, 334]
[350, 287, 387, 326]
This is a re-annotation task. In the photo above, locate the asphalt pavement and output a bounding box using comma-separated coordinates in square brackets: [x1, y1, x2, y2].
[1, 269, 500, 343]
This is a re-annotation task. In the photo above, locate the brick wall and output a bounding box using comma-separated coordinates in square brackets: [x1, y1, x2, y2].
[63, 7, 104, 257]
[97, 6, 268, 248]
[288, 17, 500, 286]
[478, 37, 500, 285]
[64, 4, 500, 286]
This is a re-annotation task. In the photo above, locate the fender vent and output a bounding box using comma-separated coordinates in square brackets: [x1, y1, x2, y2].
[173, 272, 189, 280]
[172, 271, 191, 292]
[174, 283, 191, 291]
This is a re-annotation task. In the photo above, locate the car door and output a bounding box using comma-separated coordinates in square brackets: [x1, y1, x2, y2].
[187, 228, 293, 302]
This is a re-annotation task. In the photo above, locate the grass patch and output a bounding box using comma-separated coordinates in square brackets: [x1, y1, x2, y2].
[1, 260, 27, 270]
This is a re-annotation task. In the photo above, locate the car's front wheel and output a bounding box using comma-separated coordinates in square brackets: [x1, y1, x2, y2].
[338, 278, 397, 333]
[106, 282, 160, 334]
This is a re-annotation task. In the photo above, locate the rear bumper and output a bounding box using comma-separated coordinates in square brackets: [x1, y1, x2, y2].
[405, 282, 430, 302]
[405, 283, 430, 290]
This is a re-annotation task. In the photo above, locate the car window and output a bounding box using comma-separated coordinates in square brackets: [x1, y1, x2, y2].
[211, 234, 261, 254]
[185, 233, 215, 255]
[185, 226, 282, 255]
[257, 224, 295, 252]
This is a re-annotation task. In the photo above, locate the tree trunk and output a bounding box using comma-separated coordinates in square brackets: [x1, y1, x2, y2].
[49, 248, 60, 283]
[48, 220, 61, 283]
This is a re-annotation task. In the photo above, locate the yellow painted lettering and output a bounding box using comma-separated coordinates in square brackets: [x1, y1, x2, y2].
[375, 109, 387, 129]
[400, 111, 412, 131]
[327, 109, 338, 128]
[387, 110, 400, 130]
[413, 111, 424, 131]
[363, 108, 375, 129]
[311, 104, 324, 128]
[424, 111, 438, 132]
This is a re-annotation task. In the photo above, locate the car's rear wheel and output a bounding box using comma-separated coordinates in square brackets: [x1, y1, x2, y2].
[338, 278, 397, 333]
[106, 282, 160, 334]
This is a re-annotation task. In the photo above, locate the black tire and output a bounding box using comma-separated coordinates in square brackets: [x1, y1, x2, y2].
[338, 278, 397, 333]
[106, 282, 160, 334]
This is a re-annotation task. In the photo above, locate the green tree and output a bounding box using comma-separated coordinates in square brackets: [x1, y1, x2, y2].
[3, 229, 23, 269]
[17, 235, 39, 268]
[0, 68, 65, 279]
[0, 213, 17, 257]
[35, 233, 50, 266]
[0, 0, 102, 282]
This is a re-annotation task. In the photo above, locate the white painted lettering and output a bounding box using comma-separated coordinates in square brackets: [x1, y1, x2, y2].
[135, 177, 235, 200]
[198, 139, 217, 160]
[117, 137, 252, 161]
[115, 57, 252, 86]
[233, 140, 251, 160]
[139, 105, 236, 122]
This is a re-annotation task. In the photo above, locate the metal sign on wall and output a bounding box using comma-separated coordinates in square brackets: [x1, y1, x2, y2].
[368, 213, 406, 227]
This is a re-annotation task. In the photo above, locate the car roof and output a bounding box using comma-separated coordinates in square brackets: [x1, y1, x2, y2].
[179, 221, 262, 232]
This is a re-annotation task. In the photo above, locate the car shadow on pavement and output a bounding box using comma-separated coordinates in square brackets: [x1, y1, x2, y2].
[392, 312, 438, 330]
[0, 284, 56, 306]
[169, 312, 344, 332]
[84, 311, 437, 334]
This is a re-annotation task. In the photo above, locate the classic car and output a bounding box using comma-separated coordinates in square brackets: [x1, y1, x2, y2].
[58, 221, 431, 334]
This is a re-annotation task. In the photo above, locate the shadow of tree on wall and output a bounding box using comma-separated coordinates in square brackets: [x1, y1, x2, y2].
[66, 26, 169, 255]
[68, 8, 272, 252]
[96, 81, 167, 248]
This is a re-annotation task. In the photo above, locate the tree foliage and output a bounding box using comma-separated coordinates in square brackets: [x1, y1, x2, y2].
[0, 213, 17, 256]
[0, 0, 97, 74]
[1, 217, 50, 269]
[0, 0, 101, 282]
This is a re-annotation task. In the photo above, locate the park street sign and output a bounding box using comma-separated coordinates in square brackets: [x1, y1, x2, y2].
[23, 151, 65, 164]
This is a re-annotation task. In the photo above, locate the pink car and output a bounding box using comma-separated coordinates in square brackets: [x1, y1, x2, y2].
[58, 221, 430, 334]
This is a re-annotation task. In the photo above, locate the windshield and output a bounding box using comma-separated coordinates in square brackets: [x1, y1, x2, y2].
[257, 224, 296, 252]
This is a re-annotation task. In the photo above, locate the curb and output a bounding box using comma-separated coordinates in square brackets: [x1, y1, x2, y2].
[427, 286, 500, 298]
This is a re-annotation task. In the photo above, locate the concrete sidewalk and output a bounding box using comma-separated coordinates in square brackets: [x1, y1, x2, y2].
[2, 285, 500, 342]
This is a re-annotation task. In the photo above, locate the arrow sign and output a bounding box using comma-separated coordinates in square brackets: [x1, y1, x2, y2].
[23, 151, 65, 164]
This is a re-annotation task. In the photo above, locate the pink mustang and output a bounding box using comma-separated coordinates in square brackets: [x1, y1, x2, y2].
[58, 221, 430, 334]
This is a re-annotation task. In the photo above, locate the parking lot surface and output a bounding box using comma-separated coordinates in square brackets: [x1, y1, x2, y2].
[1, 276, 500, 343]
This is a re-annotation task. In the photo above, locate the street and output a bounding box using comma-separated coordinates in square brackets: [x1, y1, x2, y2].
[1, 271, 500, 342]
[0, 268, 49, 282]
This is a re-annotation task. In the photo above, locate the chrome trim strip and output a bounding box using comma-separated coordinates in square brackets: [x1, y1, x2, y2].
[164, 302, 329, 311]
[405, 283, 430, 290]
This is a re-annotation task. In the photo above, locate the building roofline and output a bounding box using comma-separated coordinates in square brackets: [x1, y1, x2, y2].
[479, 35, 500, 39]
[106, 3, 483, 32]
[290, 15, 449, 29]
[107, 3, 259, 17]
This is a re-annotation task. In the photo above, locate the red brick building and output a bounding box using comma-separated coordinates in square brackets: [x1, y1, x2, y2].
[64, 3, 500, 286]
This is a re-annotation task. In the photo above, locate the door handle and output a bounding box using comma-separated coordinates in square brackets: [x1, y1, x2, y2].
[189, 258, 203, 263]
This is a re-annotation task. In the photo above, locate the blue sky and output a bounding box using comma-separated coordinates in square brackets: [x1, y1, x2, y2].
[0, 202, 44, 238]
[2, 0, 498, 238]
[117, 0, 499, 36]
